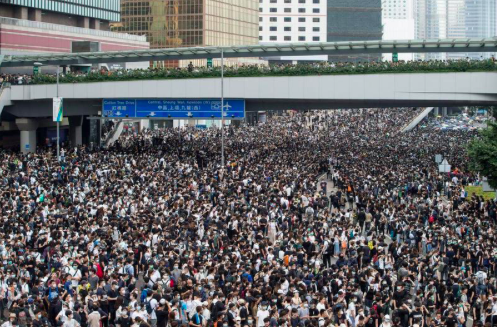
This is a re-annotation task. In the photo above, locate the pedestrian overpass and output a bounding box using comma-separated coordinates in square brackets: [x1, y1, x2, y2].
[1, 38, 496, 152]
[3, 71, 496, 118]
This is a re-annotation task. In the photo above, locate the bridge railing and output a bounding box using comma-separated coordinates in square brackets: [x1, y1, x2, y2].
[26, 59, 497, 85]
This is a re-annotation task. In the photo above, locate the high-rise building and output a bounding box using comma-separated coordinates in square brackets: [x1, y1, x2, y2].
[0, 0, 148, 60]
[327, 0, 382, 61]
[258, 0, 327, 44]
[382, 0, 413, 19]
[415, 0, 497, 60]
[0, 0, 120, 30]
[382, 0, 415, 61]
[258, 0, 327, 62]
[112, 0, 259, 67]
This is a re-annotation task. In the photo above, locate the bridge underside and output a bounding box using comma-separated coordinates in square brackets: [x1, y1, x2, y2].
[2, 97, 496, 121]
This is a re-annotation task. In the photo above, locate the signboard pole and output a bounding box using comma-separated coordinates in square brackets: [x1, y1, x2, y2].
[221, 49, 225, 169]
[56, 66, 60, 162]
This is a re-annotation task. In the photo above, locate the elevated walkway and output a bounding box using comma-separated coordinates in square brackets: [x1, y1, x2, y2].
[5, 72, 497, 117]
[401, 107, 434, 132]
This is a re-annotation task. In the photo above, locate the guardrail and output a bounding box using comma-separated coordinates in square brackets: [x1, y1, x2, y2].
[0, 17, 146, 42]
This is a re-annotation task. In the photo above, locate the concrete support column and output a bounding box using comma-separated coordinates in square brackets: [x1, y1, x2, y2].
[442, 107, 448, 117]
[34, 9, 42, 22]
[139, 119, 150, 132]
[78, 17, 90, 29]
[15, 7, 28, 20]
[16, 118, 39, 154]
[69, 116, 83, 147]
[91, 18, 101, 30]
[433, 107, 439, 116]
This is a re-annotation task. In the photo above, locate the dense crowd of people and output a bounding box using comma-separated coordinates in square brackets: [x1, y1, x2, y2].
[1, 58, 495, 86]
[0, 108, 495, 327]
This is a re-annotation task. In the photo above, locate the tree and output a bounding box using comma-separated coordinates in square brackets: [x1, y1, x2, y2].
[468, 107, 497, 189]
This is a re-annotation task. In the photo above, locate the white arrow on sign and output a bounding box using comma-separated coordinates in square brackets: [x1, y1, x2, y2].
[223, 112, 228, 117]
[115, 111, 122, 116]
[149, 112, 156, 117]
[187, 112, 193, 117]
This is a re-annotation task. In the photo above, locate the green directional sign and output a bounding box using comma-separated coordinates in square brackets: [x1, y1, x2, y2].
[33, 66, 39, 75]
[207, 58, 213, 68]
[392, 52, 398, 62]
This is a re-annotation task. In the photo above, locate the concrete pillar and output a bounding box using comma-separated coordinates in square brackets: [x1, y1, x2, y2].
[139, 119, 150, 132]
[91, 18, 101, 30]
[69, 116, 83, 147]
[433, 107, 439, 117]
[78, 17, 90, 29]
[34, 9, 42, 22]
[15, 7, 28, 20]
[442, 107, 448, 117]
[16, 118, 39, 154]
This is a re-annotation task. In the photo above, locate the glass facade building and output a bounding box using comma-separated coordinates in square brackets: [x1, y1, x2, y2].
[112, 0, 259, 67]
[327, 0, 382, 42]
[327, 0, 382, 61]
[0, 0, 121, 21]
[112, 0, 258, 48]
[415, 0, 497, 60]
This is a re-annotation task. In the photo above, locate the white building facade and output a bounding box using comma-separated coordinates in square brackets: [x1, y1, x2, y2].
[382, 0, 415, 61]
[258, 0, 328, 62]
[415, 0, 497, 60]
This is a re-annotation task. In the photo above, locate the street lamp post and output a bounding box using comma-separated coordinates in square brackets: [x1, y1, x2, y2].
[56, 66, 60, 161]
[221, 49, 225, 169]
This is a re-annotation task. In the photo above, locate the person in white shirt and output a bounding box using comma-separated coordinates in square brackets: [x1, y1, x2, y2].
[63, 311, 80, 327]
[1, 313, 16, 327]
[201, 302, 211, 322]
[148, 268, 161, 288]
[256, 302, 270, 327]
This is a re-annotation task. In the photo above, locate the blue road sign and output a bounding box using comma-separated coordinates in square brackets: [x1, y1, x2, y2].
[102, 99, 245, 119]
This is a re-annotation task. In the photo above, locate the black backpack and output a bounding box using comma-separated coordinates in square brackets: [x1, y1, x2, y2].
[145, 298, 153, 314]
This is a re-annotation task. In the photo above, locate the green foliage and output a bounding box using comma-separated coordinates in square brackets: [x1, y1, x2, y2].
[465, 186, 496, 201]
[468, 117, 497, 189]
[30, 59, 497, 85]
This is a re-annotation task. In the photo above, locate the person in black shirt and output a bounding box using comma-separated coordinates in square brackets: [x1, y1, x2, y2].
[409, 306, 424, 326]
[238, 300, 249, 326]
[107, 283, 119, 324]
[443, 311, 457, 327]
[117, 310, 132, 327]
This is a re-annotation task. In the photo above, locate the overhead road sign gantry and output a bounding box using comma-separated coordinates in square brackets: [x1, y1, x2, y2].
[102, 99, 245, 120]
[1, 38, 497, 67]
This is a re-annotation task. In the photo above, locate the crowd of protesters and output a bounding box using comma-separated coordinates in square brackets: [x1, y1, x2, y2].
[1, 57, 496, 87]
[0, 108, 495, 327]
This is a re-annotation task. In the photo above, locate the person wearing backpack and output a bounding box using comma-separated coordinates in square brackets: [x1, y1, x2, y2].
[144, 290, 158, 327]
[189, 307, 204, 327]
